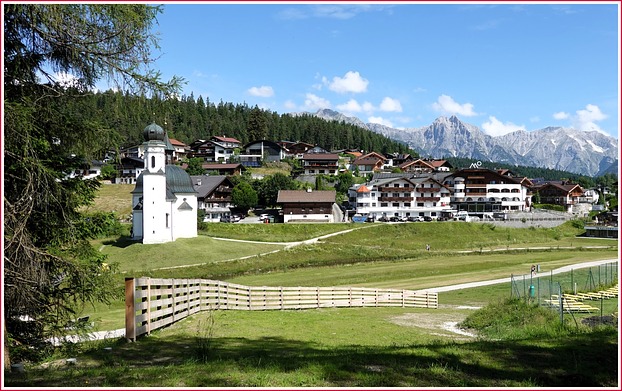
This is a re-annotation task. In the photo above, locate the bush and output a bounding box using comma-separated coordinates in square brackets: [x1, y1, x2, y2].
[460, 297, 567, 340]
[80, 212, 123, 238]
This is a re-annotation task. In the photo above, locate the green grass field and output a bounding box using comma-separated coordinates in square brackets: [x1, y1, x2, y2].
[6, 184, 618, 387]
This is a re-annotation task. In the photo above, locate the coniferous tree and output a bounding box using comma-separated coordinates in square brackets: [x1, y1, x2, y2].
[3, 3, 182, 362]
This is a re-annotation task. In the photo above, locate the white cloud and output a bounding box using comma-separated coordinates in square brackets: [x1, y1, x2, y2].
[368, 116, 394, 127]
[303, 93, 331, 111]
[573, 104, 607, 132]
[329, 71, 369, 94]
[284, 100, 297, 110]
[431, 95, 477, 117]
[248, 86, 274, 98]
[379, 97, 402, 112]
[362, 101, 375, 113]
[529, 116, 540, 123]
[553, 111, 569, 120]
[481, 116, 525, 137]
[336, 99, 363, 113]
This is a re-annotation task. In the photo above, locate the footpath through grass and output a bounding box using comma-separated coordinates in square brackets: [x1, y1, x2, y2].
[5, 221, 618, 387]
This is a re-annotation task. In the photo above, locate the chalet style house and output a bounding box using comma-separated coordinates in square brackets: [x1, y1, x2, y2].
[189, 136, 241, 163]
[349, 173, 453, 221]
[301, 153, 340, 176]
[168, 138, 190, 162]
[399, 159, 453, 173]
[277, 189, 339, 223]
[239, 140, 287, 167]
[351, 152, 386, 176]
[532, 182, 585, 213]
[200, 163, 246, 176]
[349, 168, 533, 220]
[191, 175, 235, 222]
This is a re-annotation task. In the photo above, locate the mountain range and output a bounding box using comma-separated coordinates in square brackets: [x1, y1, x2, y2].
[310, 109, 618, 177]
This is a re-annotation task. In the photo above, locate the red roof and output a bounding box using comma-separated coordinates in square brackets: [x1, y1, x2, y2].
[356, 185, 370, 193]
[168, 138, 187, 147]
[212, 135, 241, 143]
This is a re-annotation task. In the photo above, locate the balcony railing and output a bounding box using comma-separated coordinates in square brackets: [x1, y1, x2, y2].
[378, 186, 412, 192]
[416, 197, 440, 202]
[378, 196, 414, 202]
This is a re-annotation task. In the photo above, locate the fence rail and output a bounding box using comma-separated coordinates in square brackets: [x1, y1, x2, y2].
[125, 277, 438, 341]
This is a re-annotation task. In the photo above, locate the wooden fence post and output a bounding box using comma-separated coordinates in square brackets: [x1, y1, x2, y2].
[125, 277, 136, 342]
[146, 277, 151, 335]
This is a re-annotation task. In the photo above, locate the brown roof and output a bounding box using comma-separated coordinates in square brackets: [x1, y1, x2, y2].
[212, 135, 241, 143]
[302, 153, 339, 160]
[277, 190, 336, 203]
[169, 138, 188, 147]
[201, 163, 243, 170]
[354, 157, 383, 165]
[356, 185, 370, 193]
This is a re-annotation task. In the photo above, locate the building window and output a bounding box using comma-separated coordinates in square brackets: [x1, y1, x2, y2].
[381, 203, 388, 207]
[151, 156, 155, 168]
[165, 213, 169, 228]
[393, 203, 399, 207]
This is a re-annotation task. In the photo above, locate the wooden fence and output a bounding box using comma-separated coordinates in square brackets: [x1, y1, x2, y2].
[125, 277, 438, 341]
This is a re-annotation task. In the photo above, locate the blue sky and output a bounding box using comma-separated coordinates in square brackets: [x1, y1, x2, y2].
[147, 3, 619, 138]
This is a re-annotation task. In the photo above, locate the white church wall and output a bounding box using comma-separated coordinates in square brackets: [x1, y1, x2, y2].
[172, 194, 198, 240]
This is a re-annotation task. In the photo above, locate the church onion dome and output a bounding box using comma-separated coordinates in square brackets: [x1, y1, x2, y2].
[143, 122, 165, 141]
[165, 165, 197, 194]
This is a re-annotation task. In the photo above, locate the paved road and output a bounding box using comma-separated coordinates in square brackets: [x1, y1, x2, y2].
[427, 258, 618, 292]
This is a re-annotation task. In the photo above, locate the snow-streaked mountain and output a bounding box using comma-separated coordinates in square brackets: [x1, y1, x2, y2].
[306, 109, 618, 177]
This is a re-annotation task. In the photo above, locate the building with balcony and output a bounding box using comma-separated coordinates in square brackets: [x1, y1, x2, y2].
[301, 153, 339, 175]
[348, 173, 452, 220]
[189, 136, 241, 163]
[442, 168, 531, 212]
[191, 175, 236, 222]
[532, 181, 584, 213]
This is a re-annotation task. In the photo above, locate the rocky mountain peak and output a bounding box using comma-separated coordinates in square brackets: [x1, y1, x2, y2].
[307, 109, 618, 177]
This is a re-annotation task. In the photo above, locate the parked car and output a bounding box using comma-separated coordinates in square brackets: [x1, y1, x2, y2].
[408, 216, 424, 222]
[220, 215, 232, 223]
[258, 213, 270, 221]
[423, 216, 434, 222]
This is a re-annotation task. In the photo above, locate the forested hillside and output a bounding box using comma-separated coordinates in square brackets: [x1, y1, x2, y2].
[64, 90, 612, 186]
[79, 90, 413, 156]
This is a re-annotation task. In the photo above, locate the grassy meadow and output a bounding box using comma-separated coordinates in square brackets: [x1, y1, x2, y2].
[6, 183, 618, 387]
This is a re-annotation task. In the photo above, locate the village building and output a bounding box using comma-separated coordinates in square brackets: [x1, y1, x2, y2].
[189, 135, 242, 163]
[131, 123, 197, 244]
[348, 173, 452, 221]
[239, 140, 287, 167]
[168, 138, 190, 162]
[277, 189, 340, 223]
[191, 175, 235, 222]
[532, 181, 585, 213]
[442, 168, 531, 212]
[301, 153, 340, 176]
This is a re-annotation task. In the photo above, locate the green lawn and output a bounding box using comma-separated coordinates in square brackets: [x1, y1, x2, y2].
[7, 220, 617, 388]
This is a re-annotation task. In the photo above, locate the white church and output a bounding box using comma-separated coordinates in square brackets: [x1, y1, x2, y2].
[131, 123, 197, 244]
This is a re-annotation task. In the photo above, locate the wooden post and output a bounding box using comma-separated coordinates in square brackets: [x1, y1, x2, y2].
[125, 277, 136, 342]
[146, 277, 151, 335]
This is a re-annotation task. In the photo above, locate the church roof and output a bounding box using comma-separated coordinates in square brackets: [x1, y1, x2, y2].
[132, 165, 197, 196]
[165, 165, 197, 194]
